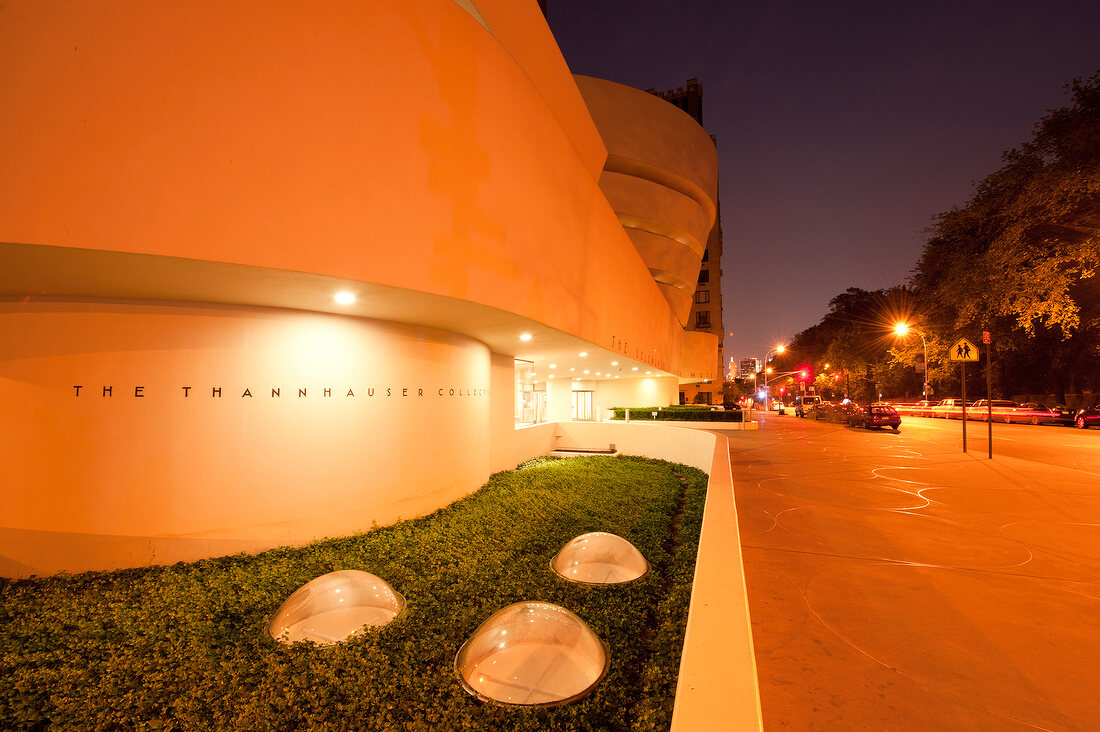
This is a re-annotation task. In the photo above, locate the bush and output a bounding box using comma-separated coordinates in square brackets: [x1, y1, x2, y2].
[0, 456, 707, 731]
[610, 406, 744, 422]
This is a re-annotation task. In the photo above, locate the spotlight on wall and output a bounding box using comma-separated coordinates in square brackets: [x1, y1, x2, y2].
[334, 292, 356, 305]
[520, 333, 532, 341]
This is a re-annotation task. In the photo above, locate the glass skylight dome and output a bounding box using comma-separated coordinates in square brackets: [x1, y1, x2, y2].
[455, 601, 609, 706]
[551, 531, 649, 584]
[268, 570, 405, 645]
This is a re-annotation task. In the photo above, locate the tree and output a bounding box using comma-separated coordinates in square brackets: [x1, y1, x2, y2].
[910, 72, 1100, 401]
[788, 286, 921, 399]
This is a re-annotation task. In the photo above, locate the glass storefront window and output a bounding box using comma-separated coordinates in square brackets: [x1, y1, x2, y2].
[515, 359, 545, 426]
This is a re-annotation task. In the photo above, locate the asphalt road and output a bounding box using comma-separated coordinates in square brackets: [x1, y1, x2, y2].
[721, 414, 1100, 730]
[770, 410, 1100, 475]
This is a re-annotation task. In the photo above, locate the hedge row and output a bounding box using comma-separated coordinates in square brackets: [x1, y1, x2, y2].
[610, 406, 744, 422]
[0, 456, 708, 731]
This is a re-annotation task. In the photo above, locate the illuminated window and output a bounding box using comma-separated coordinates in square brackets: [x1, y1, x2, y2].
[515, 359, 544, 427]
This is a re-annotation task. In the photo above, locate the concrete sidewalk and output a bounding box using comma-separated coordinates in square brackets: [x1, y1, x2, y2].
[728, 419, 1100, 730]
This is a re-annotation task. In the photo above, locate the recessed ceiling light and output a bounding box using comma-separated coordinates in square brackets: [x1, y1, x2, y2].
[632, 367, 638, 371]
[549, 375, 554, 379]
[615, 375, 620, 378]
[549, 364, 557, 369]
[596, 372, 601, 376]
[579, 352, 587, 357]
[646, 371, 651, 374]
[569, 368, 575, 372]
[583, 370, 590, 374]
[520, 333, 532, 341]
[611, 361, 618, 366]
[334, 292, 356, 305]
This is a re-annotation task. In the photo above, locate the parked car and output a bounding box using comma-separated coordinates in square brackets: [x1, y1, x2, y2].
[833, 401, 862, 425]
[968, 399, 1018, 421]
[848, 403, 901, 431]
[911, 400, 936, 417]
[893, 400, 936, 418]
[795, 394, 822, 418]
[930, 398, 972, 419]
[1011, 402, 1074, 425]
[1075, 403, 1100, 429]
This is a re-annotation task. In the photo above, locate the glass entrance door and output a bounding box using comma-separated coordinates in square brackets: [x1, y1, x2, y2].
[572, 390, 593, 421]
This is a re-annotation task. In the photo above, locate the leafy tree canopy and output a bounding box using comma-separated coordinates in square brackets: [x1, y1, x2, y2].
[909, 71, 1100, 399]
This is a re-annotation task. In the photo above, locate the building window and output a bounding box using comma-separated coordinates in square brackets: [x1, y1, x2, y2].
[702, 249, 709, 262]
[695, 311, 711, 328]
[694, 290, 709, 304]
[697, 269, 709, 284]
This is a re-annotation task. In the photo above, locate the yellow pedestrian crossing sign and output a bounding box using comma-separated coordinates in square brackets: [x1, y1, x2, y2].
[949, 338, 979, 362]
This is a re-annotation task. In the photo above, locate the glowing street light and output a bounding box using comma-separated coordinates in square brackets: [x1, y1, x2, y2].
[760, 343, 788, 409]
[895, 322, 930, 397]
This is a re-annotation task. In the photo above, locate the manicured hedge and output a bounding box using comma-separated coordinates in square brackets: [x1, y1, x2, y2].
[0, 456, 707, 731]
[610, 406, 744, 422]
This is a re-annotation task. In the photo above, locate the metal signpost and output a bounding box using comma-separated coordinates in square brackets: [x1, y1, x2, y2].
[949, 338, 979, 453]
[983, 331, 992, 459]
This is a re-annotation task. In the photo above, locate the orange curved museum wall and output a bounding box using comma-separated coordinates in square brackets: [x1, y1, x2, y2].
[0, 1, 719, 576]
[0, 302, 491, 577]
[0, 0, 684, 368]
[573, 75, 718, 325]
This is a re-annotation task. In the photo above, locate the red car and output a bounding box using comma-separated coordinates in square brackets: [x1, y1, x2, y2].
[849, 403, 901, 431]
[1076, 403, 1100, 429]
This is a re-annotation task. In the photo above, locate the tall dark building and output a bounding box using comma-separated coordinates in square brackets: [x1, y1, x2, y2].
[652, 79, 725, 403]
[649, 78, 704, 125]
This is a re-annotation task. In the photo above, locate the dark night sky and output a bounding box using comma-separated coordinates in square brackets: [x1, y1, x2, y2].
[546, 0, 1100, 366]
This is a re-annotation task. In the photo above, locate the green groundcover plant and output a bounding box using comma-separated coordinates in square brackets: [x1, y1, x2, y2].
[0, 456, 707, 731]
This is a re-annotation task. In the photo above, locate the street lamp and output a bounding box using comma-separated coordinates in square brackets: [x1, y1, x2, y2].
[894, 322, 930, 397]
[761, 344, 786, 407]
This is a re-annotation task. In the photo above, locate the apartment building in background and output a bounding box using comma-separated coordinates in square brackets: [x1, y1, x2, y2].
[651, 79, 726, 404]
